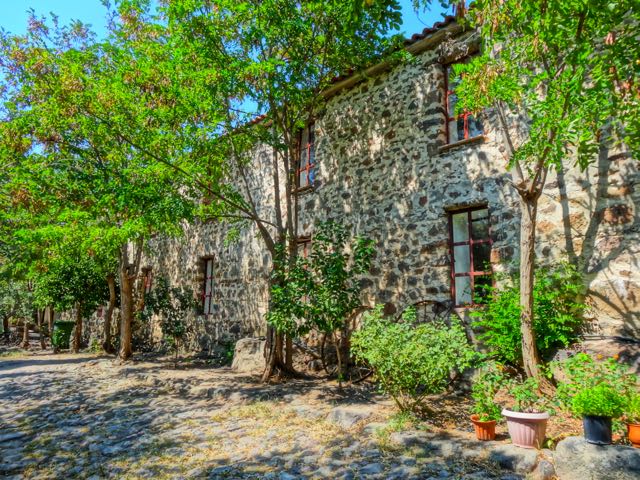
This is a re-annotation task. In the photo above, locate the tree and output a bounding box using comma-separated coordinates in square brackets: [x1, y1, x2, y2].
[148, 0, 408, 380]
[452, 0, 640, 380]
[267, 221, 374, 384]
[0, 7, 199, 360]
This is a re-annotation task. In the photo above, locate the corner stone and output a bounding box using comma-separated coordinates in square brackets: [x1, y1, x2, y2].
[554, 436, 640, 480]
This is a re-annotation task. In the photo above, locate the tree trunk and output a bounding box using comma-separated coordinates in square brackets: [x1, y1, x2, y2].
[119, 254, 134, 361]
[21, 316, 30, 349]
[3, 315, 10, 341]
[45, 306, 54, 343]
[103, 274, 116, 354]
[285, 335, 293, 371]
[38, 309, 46, 350]
[518, 195, 542, 379]
[72, 302, 83, 354]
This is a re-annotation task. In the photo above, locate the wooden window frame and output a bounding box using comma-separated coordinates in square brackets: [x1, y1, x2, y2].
[296, 123, 316, 191]
[201, 257, 215, 315]
[296, 237, 312, 259]
[444, 62, 484, 145]
[142, 267, 153, 295]
[448, 206, 493, 307]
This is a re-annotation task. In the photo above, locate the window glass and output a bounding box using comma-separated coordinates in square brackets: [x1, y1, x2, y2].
[455, 276, 472, 305]
[454, 245, 471, 273]
[449, 207, 492, 306]
[451, 212, 469, 242]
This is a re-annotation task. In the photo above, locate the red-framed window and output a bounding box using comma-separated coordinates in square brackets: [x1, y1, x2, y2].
[445, 62, 483, 144]
[449, 207, 492, 306]
[202, 258, 215, 315]
[142, 267, 153, 295]
[297, 237, 312, 259]
[297, 123, 315, 189]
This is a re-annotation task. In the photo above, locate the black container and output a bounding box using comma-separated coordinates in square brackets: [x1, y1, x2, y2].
[583, 415, 613, 445]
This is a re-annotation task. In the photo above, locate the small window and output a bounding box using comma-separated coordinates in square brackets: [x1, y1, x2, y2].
[142, 267, 153, 295]
[296, 237, 312, 259]
[202, 258, 215, 315]
[297, 123, 315, 189]
[445, 62, 483, 144]
[449, 207, 492, 306]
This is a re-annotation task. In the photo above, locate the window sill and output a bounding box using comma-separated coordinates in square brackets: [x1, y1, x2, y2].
[439, 135, 485, 153]
[294, 185, 315, 196]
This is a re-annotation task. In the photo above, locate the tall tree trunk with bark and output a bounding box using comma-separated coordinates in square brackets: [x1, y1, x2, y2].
[45, 306, 54, 342]
[37, 309, 46, 350]
[3, 315, 10, 341]
[119, 255, 135, 361]
[103, 274, 116, 354]
[72, 302, 83, 353]
[518, 193, 543, 379]
[21, 315, 31, 349]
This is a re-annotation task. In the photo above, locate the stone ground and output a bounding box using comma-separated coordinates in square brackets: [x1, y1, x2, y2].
[0, 351, 535, 480]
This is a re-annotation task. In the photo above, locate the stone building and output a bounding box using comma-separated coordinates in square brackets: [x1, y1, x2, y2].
[136, 17, 639, 355]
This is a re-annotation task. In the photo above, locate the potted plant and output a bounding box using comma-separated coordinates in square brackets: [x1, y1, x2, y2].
[571, 384, 625, 445]
[624, 392, 640, 448]
[502, 377, 550, 449]
[470, 363, 504, 441]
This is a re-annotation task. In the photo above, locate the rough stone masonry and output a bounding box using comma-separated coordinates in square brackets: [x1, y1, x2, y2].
[116, 19, 638, 356]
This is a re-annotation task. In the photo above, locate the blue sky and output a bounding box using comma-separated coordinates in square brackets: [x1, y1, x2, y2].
[1, 1, 451, 38]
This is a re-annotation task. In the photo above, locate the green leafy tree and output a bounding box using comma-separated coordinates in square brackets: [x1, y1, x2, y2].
[0, 6, 199, 359]
[104, 0, 409, 379]
[471, 263, 586, 366]
[450, 0, 640, 380]
[140, 277, 195, 367]
[267, 221, 374, 382]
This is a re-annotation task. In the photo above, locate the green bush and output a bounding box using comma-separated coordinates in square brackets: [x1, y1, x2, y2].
[471, 263, 586, 366]
[351, 306, 477, 413]
[572, 384, 625, 418]
[471, 362, 505, 421]
[625, 392, 640, 424]
[552, 352, 638, 413]
[505, 376, 551, 413]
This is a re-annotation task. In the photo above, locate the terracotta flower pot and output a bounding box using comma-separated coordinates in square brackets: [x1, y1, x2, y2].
[502, 409, 549, 449]
[628, 423, 640, 448]
[470, 414, 496, 441]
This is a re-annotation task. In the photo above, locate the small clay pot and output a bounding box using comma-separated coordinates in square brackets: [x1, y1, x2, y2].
[470, 414, 496, 441]
[627, 422, 640, 448]
[502, 409, 549, 449]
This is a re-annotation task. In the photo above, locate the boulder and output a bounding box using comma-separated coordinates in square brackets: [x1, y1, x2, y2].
[231, 338, 266, 374]
[488, 444, 539, 474]
[554, 436, 640, 480]
[326, 405, 375, 429]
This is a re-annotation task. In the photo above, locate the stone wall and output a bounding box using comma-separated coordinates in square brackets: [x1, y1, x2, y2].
[126, 26, 639, 354]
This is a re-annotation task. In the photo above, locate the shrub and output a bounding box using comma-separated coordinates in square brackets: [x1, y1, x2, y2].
[471, 362, 505, 421]
[572, 384, 625, 418]
[351, 305, 477, 413]
[503, 376, 552, 413]
[625, 393, 640, 424]
[552, 352, 638, 413]
[471, 263, 586, 366]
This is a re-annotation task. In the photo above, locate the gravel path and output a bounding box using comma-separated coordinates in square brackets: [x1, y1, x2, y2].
[0, 353, 524, 479]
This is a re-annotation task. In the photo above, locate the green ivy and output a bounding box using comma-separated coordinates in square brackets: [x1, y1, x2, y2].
[471, 263, 586, 366]
[351, 306, 477, 413]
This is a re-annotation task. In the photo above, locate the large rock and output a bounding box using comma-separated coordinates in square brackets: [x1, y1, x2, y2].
[326, 405, 375, 429]
[231, 338, 266, 374]
[554, 436, 640, 480]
